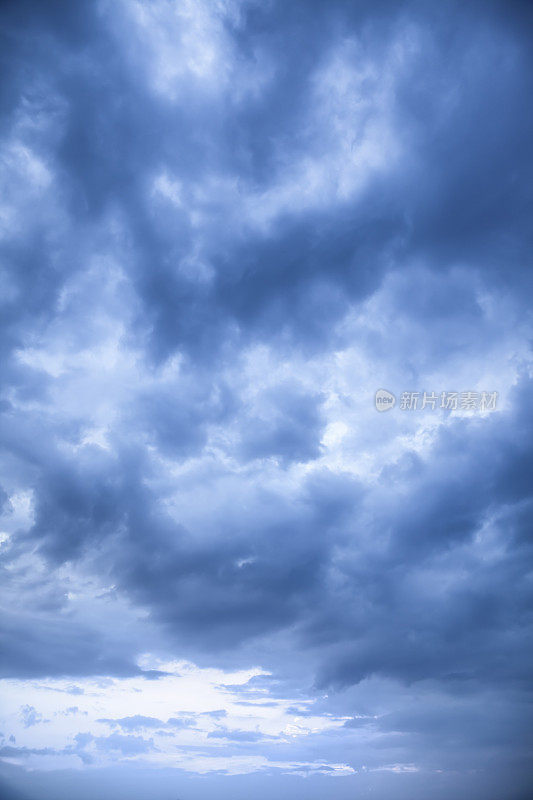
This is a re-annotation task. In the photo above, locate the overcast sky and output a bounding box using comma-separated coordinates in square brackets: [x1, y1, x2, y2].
[0, 1, 532, 799]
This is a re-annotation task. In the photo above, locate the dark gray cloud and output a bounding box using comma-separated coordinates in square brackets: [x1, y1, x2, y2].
[0, 0, 532, 798]
[19, 706, 48, 729]
[97, 715, 196, 732]
[0, 774, 32, 800]
[97, 716, 165, 732]
[0, 610, 164, 679]
[207, 726, 277, 742]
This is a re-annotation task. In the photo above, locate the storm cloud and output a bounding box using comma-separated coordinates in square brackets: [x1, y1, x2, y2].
[0, 1, 532, 799]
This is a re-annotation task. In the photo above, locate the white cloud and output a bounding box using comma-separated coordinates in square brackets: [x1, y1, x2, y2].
[0, 661, 350, 774]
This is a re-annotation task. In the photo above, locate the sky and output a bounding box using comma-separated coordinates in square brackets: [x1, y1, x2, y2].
[0, 0, 532, 798]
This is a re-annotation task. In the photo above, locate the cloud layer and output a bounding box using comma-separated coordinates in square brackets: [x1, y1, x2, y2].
[0, 1, 532, 798]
